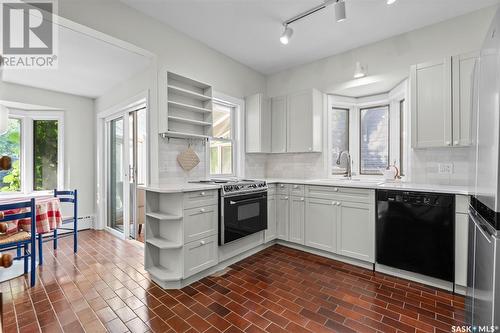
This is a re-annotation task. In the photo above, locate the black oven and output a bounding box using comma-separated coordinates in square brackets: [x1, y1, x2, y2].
[220, 190, 267, 245]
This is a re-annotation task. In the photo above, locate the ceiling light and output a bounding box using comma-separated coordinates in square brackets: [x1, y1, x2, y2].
[334, 0, 346, 22]
[386, 0, 397, 4]
[280, 25, 293, 45]
[354, 62, 367, 78]
[0, 105, 9, 135]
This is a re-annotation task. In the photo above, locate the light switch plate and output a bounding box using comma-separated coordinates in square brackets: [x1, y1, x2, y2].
[438, 163, 454, 175]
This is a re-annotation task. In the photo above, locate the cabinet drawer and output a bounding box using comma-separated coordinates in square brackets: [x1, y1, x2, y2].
[456, 195, 470, 214]
[290, 184, 305, 197]
[306, 185, 340, 199]
[184, 235, 218, 278]
[183, 190, 218, 209]
[277, 183, 289, 195]
[184, 205, 218, 243]
[335, 188, 373, 204]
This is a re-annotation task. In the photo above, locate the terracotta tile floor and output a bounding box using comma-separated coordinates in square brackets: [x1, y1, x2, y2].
[1, 230, 466, 333]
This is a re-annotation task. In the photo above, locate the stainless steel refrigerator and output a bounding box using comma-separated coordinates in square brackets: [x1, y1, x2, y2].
[467, 7, 500, 327]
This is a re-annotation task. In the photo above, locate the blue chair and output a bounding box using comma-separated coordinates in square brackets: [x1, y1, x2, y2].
[0, 199, 36, 287]
[37, 190, 77, 265]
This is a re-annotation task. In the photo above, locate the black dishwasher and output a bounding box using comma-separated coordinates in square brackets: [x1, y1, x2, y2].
[376, 190, 455, 282]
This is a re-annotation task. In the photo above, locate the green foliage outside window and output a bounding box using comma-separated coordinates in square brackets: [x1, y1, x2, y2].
[33, 120, 58, 191]
[0, 119, 21, 192]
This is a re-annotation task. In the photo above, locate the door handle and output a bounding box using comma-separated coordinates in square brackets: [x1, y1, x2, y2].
[470, 213, 493, 244]
[230, 196, 266, 205]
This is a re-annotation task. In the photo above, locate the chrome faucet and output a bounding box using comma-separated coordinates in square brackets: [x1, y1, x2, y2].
[336, 150, 352, 179]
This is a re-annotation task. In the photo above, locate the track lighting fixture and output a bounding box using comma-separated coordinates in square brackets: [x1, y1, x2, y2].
[334, 0, 346, 22]
[280, 25, 294, 45]
[354, 62, 367, 78]
[279, 0, 348, 45]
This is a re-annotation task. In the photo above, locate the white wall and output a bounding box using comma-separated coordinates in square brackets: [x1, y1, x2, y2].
[267, 7, 495, 97]
[58, 0, 267, 184]
[265, 6, 496, 185]
[0, 81, 95, 216]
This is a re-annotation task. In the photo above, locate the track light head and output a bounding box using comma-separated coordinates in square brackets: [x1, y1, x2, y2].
[280, 25, 293, 45]
[334, 0, 346, 22]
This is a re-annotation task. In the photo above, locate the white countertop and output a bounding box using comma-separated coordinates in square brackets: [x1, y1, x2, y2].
[141, 179, 471, 195]
[138, 183, 220, 193]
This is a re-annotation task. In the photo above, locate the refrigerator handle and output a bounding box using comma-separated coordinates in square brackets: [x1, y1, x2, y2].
[470, 212, 493, 244]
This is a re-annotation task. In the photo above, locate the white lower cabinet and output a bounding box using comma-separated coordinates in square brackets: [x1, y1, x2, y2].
[305, 197, 337, 252]
[184, 235, 218, 278]
[289, 196, 305, 244]
[336, 201, 374, 262]
[265, 194, 277, 242]
[277, 194, 290, 240]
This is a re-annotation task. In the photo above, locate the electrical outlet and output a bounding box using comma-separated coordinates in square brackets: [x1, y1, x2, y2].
[438, 163, 454, 175]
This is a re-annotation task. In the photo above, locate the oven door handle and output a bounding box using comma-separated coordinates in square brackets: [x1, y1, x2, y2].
[229, 196, 266, 205]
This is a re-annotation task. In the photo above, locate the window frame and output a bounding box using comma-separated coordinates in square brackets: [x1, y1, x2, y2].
[0, 109, 64, 196]
[327, 81, 408, 180]
[209, 98, 237, 178]
[359, 104, 390, 176]
[328, 106, 350, 175]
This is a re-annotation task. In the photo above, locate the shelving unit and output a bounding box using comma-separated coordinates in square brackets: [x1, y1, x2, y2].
[163, 72, 213, 140]
[144, 188, 220, 289]
[144, 191, 184, 285]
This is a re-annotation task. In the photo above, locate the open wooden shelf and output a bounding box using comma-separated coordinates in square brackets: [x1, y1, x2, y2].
[146, 212, 182, 221]
[166, 72, 213, 140]
[168, 116, 212, 127]
[160, 130, 210, 140]
[146, 237, 182, 250]
[148, 265, 181, 282]
[168, 85, 212, 102]
[168, 100, 212, 114]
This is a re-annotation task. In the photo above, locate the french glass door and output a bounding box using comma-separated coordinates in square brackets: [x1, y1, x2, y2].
[106, 107, 146, 241]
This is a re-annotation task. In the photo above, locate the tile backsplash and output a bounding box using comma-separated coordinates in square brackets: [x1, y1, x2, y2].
[158, 139, 207, 183]
[158, 138, 474, 186]
[265, 153, 326, 179]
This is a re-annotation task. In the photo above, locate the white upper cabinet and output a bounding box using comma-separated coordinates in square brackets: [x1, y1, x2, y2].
[271, 96, 287, 153]
[411, 52, 478, 148]
[286, 89, 323, 153]
[411, 57, 453, 148]
[270, 89, 323, 153]
[452, 51, 479, 147]
[246, 93, 271, 153]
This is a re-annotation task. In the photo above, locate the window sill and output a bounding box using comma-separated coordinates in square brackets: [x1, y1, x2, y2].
[0, 191, 54, 201]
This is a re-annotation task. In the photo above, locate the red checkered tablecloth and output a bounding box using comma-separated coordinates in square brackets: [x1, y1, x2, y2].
[0, 196, 63, 234]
